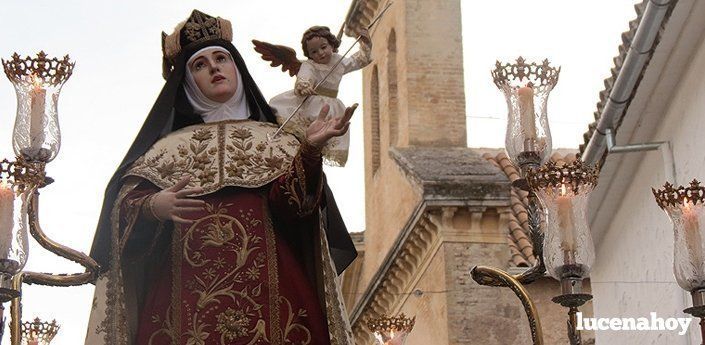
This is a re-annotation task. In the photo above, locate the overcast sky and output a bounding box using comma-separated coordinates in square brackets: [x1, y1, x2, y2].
[0, 1, 638, 343]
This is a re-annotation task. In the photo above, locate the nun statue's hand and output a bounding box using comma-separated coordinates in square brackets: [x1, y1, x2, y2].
[149, 176, 206, 224]
[305, 103, 358, 148]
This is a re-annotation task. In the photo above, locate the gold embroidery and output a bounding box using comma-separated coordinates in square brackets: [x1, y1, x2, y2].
[184, 312, 210, 345]
[215, 308, 250, 341]
[183, 205, 263, 311]
[183, 12, 220, 42]
[162, 10, 233, 61]
[126, 120, 299, 195]
[262, 202, 282, 344]
[200, 219, 235, 247]
[147, 305, 175, 345]
[280, 296, 312, 344]
[104, 179, 141, 345]
[139, 196, 315, 345]
[281, 174, 304, 214]
[279, 147, 323, 217]
[172, 222, 183, 344]
[320, 223, 355, 345]
[166, 201, 291, 345]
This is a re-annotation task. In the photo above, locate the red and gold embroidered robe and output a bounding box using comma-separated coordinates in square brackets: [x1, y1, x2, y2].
[85, 121, 354, 345]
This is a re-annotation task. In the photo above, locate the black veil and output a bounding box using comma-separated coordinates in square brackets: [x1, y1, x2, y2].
[89, 37, 356, 275]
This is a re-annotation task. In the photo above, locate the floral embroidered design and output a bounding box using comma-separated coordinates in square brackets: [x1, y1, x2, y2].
[200, 219, 235, 247]
[184, 316, 210, 345]
[280, 297, 312, 344]
[125, 121, 299, 195]
[147, 305, 176, 345]
[224, 126, 294, 181]
[215, 308, 250, 341]
[279, 150, 322, 217]
[154, 201, 316, 345]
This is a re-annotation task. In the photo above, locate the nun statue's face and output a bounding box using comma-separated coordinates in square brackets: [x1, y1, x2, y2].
[189, 50, 239, 103]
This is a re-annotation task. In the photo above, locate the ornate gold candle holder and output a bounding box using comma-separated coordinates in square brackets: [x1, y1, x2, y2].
[653, 179, 705, 342]
[2, 52, 74, 163]
[20, 318, 59, 345]
[527, 157, 599, 345]
[492, 57, 560, 171]
[366, 313, 415, 345]
[471, 57, 564, 345]
[526, 158, 599, 283]
[0, 158, 46, 303]
[0, 52, 99, 345]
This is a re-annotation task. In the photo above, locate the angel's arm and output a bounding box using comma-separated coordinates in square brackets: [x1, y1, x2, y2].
[294, 62, 317, 96]
[342, 29, 373, 74]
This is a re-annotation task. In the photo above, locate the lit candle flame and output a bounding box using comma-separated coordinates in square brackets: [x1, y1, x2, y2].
[30, 73, 43, 91]
[683, 196, 691, 210]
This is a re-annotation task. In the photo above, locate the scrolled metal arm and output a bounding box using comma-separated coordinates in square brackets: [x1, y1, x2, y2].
[23, 188, 100, 285]
[9, 186, 100, 344]
[10, 273, 23, 344]
[471, 265, 544, 345]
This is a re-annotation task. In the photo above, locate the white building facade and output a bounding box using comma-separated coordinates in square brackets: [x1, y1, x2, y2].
[585, 0, 705, 344]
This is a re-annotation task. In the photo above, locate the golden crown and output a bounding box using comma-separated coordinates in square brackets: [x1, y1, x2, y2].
[161, 10, 233, 78]
[526, 156, 599, 194]
[21, 318, 60, 344]
[492, 56, 560, 90]
[366, 313, 416, 334]
[162, 10, 233, 59]
[2, 51, 74, 87]
[653, 179, 705, 209]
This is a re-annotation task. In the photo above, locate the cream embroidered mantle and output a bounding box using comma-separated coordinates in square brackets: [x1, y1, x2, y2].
[125, 120, 300, 194]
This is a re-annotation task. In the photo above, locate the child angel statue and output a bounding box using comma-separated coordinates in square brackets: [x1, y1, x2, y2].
[253, 25, 372, 166]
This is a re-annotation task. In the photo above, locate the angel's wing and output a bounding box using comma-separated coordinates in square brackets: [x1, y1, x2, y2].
[252, 39, 302, 77]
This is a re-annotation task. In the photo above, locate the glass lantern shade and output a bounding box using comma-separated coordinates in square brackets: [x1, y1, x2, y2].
[0, 177, 31, 280]
[528, 159, 599, 281]
[537, 184, 595, 280]
[653, 180, 705, 292]
[2, 52, 74, 163]
[367, 314, 415, 345]
[492, 57, 560, 168]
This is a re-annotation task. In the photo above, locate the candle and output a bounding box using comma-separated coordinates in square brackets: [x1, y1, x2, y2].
[517, 84, 537, 151]
[0, 179, 15, 256]
[26, 326, 40, 345]
[556, 184, 576, 261]
[682, 198, 704, 273]
[29, 74, 47, 151]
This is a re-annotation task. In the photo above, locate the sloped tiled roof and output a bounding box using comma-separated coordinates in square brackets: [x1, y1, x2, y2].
[482, 151, 578, 267]
[579, 0, 676, 156]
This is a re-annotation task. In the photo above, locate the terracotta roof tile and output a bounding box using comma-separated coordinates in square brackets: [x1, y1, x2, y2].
[482, 150, 578, 267]
[578, 1, 676, 158]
